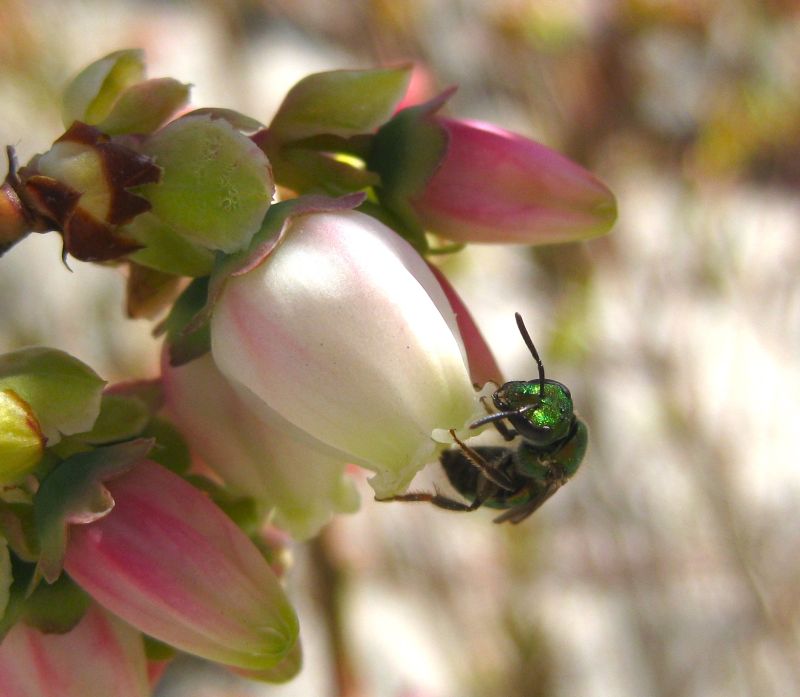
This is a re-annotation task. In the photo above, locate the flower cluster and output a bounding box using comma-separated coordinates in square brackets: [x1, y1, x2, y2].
[0, 50, 615, 694]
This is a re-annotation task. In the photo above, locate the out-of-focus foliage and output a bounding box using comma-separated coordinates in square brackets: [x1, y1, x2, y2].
[1, 1, 799, 697]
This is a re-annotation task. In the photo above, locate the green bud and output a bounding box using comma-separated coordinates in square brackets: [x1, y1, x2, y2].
[140, 116, 274, 253]
[0, 389, 45, 484]
[0, 348, 105, 446]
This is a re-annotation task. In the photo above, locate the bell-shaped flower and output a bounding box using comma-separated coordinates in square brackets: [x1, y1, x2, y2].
[211, 209, 485, 497]
[161, 351, 359, 540]
[412, 117, 617, 244]
[63, 459, 299, 671]
[0, 603, 149, 697]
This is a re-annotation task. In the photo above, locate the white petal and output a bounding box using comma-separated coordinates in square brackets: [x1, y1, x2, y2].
[163, 352, 358, 540]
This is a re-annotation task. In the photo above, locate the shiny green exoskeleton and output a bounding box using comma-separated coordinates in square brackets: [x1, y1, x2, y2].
[383, 313, 587, 524]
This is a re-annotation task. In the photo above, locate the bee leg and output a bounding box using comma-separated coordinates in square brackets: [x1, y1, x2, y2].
[450, 429, 516, 490]
[478, 395, 517, 441]
[376, 488, 487, 513]
[491, 419, 517, 442]
[492, 480, 564, 524]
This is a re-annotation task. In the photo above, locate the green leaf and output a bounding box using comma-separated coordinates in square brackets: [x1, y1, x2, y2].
[35, 439, 154, 583]
[269, 66, 412, 142]
[140, 115, 274, 253]
[97, 78, 191, 135]
[126, 212, 215, 277]
[0, 348, 105, 445]
[61, 49, 145, 128]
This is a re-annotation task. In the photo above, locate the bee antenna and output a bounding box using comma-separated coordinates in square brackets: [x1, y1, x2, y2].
[514, 313, 546, 396]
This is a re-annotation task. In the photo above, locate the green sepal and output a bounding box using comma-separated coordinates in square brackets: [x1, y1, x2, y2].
[17, 566, 90, 634]
[355, 198, 428, 254]
[162, 276, 212, 367]
[126, 212, 215, 277]
[0, 348, 106, 445]
[104, 378, 164, 415]
[125, 263, 183, 321]
[238, 640, 303, 684]
[0, 555, 34, 640]
[73, 394, 151, 446]
[270, 144, 378, 196]
[366, 90, 453, 251]
[43, 438, 94, 464]
[141, 417, 191, 475]
[139, 115, 274, 253]
[143, 635, 176, 661]
[62, 49, 146, 128]
[185, 475, 260, 533]
[34, 438, 154, 583]
[0, 555, 90, 641]
[269, 66, 412, 142]
[0, 500, 38, 562]
[96, 78, 191, 135]
[182, 107, 264, 133]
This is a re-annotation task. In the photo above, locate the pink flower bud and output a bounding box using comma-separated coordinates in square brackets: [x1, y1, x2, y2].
[63, 460, 299, 671]
[412, 118, 616, 244]
[0, 604, 149, 697]
[211, 210, 486, 498]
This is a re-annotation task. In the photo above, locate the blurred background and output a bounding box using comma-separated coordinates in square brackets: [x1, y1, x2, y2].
[2, 1, 799, 696]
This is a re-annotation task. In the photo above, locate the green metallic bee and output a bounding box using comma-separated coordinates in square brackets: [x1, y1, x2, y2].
[382, 313, 587, 524]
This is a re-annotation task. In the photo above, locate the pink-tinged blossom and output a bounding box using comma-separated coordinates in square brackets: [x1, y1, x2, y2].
[161, 351, 359, 540]
[63, 459, 299, 671]
[412, 118, 617, 244]
[0, 604, 149, 697]
[211, 209, 487, 498]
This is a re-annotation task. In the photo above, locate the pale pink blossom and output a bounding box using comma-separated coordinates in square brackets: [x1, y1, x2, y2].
[161, 351, 358, 540]
[0, 604, 149, 697]
[211, 210, 486, 498]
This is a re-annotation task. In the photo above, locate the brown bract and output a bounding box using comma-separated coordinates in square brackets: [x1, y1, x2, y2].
[18, 122, 162, 262]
